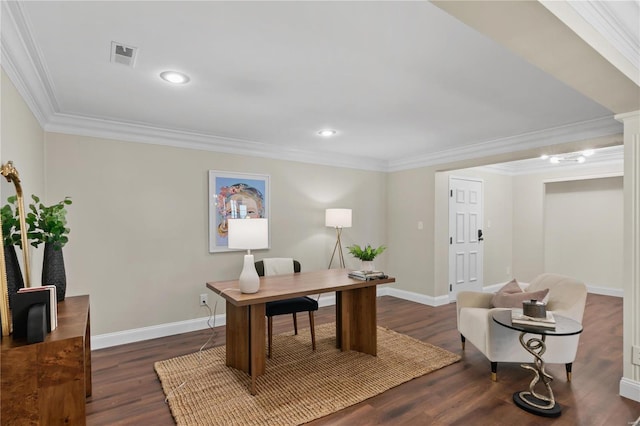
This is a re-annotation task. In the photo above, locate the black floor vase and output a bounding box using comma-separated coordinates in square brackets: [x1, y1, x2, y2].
[4, 244, 24, 303]
[42, 243, 66, 302]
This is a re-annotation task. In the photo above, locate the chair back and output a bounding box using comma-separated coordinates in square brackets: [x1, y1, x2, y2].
[255, 259, 301, 277]
[527, 273, 587, 322]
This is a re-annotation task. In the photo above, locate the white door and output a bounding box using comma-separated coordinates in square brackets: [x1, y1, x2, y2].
[448, 177, 484, 301]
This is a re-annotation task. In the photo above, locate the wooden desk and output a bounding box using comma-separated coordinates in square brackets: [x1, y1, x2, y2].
[1, 295, 91, 425]
[207, 268, 394, 395]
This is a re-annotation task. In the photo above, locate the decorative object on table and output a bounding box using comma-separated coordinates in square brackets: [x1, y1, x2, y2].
[511, 308, 556, 329]
[10, 289, 51, 342]
[1, 197, 25, 298]
[346, 243, 386, 272]
[17, 285, 57, 331]
[209, 170, 269, 253]
[0, 161, 33, 337]
[227, 218, 269, 293]
[325, 208, 352, 269]
[522, 299, 547, 319]
[348, 270, 388, 281]
[25, 195, 72, 302]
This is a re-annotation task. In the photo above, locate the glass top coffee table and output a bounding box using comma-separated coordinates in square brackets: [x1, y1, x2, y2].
[492, 310, 583, 418]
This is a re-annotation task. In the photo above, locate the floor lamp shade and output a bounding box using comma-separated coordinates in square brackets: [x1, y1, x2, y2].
[228, 218, 268, 293]
[325, 208, 352, 228]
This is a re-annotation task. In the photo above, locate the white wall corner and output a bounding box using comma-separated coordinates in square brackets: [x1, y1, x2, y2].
[620, 377, 640, 403]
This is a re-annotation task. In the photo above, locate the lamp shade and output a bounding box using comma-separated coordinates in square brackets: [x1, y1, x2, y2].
[325, 208, 352, 228]
[228, 218, 269, 250]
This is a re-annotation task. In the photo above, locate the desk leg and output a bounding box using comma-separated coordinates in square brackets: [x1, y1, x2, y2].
[513, 333, 562, 417]
[335, 286, 377, 355]
[249, 303, 265, 395]
[225, 302, 266, 395]
[225, 302, 250, 373]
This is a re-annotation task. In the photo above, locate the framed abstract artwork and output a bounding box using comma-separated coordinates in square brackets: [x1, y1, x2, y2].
[208, 170, 270, 252]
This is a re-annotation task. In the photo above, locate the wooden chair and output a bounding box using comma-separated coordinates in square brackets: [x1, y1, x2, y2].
[255, 259, 318, 358]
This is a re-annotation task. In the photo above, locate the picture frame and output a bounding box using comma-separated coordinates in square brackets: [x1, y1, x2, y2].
[208, 170, 270, 253]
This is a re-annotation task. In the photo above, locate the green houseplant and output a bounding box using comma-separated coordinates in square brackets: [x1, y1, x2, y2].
[1, 196, 22, 247]
[347, 244, 386, 271]
[347, 244, 386, 261]
[26, 195, 72, 250]
[26, 195, 72, 301]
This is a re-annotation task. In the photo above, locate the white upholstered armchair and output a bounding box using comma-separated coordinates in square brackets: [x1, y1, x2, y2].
[456, 273, 587, 381]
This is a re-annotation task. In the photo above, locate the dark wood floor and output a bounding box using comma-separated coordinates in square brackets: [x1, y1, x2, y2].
[87, 294, 639, 425]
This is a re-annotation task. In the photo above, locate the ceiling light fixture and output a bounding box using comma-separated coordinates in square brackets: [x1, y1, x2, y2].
[544, 150, 594, 165]
[318, 129, 337, 137]
[159, 71, 190, 84]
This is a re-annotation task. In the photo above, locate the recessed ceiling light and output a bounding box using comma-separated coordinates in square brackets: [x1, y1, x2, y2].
[318, 129, 337, 137]
[540, 154, 549, 160]
[160, 71, 190, 84]
[582, 149, 595, 157]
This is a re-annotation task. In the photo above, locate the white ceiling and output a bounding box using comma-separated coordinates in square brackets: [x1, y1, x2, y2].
[2, 1, 635, 171]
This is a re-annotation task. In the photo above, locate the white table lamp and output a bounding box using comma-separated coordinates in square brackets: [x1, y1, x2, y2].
[325, 208, 352, 269]
[228, 218, 269, 293]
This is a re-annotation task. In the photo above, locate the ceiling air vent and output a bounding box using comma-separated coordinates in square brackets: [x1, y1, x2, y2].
[110, 41, 138, 67]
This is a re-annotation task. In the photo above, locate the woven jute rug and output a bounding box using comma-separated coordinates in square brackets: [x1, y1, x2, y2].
[154, 323, 460, 425]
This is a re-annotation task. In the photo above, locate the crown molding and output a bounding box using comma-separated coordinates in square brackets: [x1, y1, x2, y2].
[1, 1, 59, 125]
[477, 147, 624, 176]
[45, 113, 389, 172]
[386, 116, 622, 172]
[569, 1, 640, 72]
[541, 0, 640, 87]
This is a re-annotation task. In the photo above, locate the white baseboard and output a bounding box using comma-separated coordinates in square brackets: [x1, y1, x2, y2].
[92, 282, 621, 350]
[92, 292, 338, 350]
[381, 286, 450, 306]
[620, 377, 640, 403]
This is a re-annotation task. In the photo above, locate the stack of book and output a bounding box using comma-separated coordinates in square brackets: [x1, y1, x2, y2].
[511, 308, 556, 329]
[13, 285, 58, 334]
[348, 270, 388, 281]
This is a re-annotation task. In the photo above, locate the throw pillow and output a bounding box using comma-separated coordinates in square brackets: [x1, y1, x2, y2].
[491, 279, 550, 308]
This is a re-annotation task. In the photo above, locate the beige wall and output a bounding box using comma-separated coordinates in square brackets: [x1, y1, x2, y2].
[389, 166, 513, 299]
[0, 69, 46, 283]
[387, 160, 624, 301]
[45, 133, 387, 334]
[387, 167, 437, 296]
[512, 164, 623, 282]
[544, 176, 623, 289]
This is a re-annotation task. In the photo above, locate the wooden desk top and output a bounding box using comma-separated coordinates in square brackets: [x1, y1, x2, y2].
[207, 268, 395, 306]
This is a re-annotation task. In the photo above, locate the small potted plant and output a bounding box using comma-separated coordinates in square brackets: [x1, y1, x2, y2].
[26, 195, 72, 301]
[347, 244, 386, 271]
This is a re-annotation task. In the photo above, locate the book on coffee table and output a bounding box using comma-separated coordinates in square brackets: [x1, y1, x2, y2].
[511, 309, 556, 329]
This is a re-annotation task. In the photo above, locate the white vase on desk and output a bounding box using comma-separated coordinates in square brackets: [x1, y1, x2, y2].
[361, 261, 375, 272]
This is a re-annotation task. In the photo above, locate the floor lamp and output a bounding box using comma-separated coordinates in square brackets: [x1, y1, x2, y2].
[326, 208, 352, 269]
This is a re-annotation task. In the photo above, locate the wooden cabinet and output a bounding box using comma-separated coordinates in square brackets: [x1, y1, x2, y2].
[1, 295, 91, 425]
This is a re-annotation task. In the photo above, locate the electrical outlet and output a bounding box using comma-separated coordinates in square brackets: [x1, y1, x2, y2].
[199, 294, 208, 306]
[632, 345, 640, 365]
